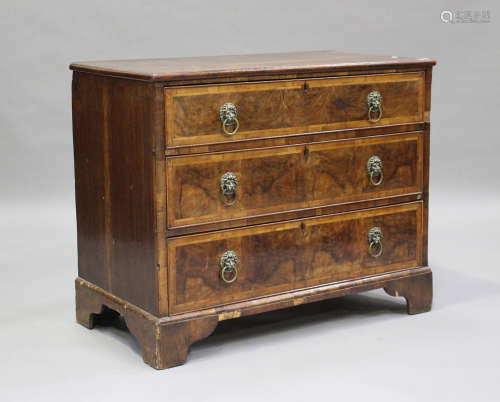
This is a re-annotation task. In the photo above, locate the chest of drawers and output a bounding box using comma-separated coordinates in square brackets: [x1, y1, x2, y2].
[71, 51, 435, 369]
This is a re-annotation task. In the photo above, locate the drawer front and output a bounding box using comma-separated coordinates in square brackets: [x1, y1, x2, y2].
[167, 132, 423, 229]
[165, 72, 425, 148]
[168, 202, 422, 314]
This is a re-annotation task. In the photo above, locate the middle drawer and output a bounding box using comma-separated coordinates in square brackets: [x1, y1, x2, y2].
[166, 132, 423, 229]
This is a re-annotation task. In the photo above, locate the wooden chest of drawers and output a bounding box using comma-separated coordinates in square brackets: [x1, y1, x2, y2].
[71, 51, 435, 369]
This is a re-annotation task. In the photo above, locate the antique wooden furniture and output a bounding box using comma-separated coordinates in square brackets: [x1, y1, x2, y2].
[70, 51, 435, 369]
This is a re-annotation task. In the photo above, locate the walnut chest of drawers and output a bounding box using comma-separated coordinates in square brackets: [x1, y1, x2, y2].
[71, 51, 435, 369]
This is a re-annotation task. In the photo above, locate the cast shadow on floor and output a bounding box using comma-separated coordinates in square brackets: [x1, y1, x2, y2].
[90, 289, 409, 365]
[91, 265, 500, 366]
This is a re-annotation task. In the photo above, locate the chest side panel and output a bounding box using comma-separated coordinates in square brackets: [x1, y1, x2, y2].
[72, 73, 159, 314]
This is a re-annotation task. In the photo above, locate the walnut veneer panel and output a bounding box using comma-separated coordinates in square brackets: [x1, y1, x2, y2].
[167, 132, 423, 229]
[168, 203, 422, 314]
[165, 72, 424, 147]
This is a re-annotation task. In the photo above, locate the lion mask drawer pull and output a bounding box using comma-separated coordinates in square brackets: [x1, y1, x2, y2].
[220, 250, 239, 283]
[220, 103, 239, 136]
[220, 172, 238, 206]
[366, 155, 384, 186]
[366, 90, 383, 123]
[367, 226, 383, 258]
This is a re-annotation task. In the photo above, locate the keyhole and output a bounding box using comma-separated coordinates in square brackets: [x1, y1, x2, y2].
[303, 146, 309, 159]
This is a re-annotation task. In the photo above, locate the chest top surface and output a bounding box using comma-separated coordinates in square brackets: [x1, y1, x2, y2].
[70, 50, 435, 82]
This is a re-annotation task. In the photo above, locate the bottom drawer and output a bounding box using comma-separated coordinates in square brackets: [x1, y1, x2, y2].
[168, 202, 422, 314]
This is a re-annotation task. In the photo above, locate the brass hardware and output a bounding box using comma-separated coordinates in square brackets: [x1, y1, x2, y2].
[220, 250, 239, 283]
[366, 155, 383, 186]
[367, 227, 383, 258]
[220, 172, 238, 206]
[219, 103, 239, 136]
[366, 91, 383, 123]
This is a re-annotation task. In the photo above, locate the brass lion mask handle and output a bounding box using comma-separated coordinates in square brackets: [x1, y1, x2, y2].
[220, 250, 239, 283]
[220, 103, 239, 136]
[366, 155, 384, 186]
[220, 172, 238, 206]
[366, 91, 383, 123]
[367, 227, 383, 258]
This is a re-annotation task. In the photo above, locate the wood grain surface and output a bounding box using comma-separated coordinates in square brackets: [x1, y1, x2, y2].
[167, 202, 422, 314]
[165, 72, 424, 147]
[71, 53, 434, 335]
[72, 73, 160, 313]
[165, 122, 426, 156]
[70, 50, 435, 81]
[167, 132, 423, 229]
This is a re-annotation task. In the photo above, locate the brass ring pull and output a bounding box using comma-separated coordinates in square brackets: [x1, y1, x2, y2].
[368, 227, 383, 258]
[220, 103, 239, 136]
[366, 91, 383, 123]
[220, 250, 239, 284]
[368, 105, 383, 123]
[220, 172, 238, 206]
[366, 156, 383, 186]
[222, 117, 239, 136]
[369, 169, 384, 186]
[369, 240, 383, 258]
[220, 190, 237, 206]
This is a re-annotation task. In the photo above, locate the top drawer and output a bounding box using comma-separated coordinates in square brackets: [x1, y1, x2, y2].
[165, 72, 425, 148]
